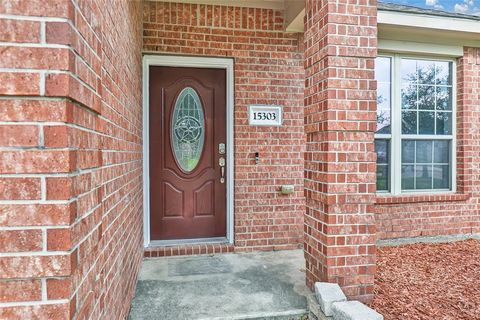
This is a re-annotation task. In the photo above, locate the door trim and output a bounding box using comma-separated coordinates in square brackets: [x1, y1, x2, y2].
[142, 55, 234, 247]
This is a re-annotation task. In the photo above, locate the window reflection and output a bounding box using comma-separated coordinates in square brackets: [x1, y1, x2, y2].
[375, 57, 392, 134]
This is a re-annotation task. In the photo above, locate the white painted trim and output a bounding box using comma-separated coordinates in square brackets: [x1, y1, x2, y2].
[378, 39, 464, 57]
[375, 54, 457, 195]
[392, 54, 402, 195]
[285, 8, 304, 32]
[285, 0, 304, 32]
[142, 55, 235, 248]
[378, 11, 480, 34]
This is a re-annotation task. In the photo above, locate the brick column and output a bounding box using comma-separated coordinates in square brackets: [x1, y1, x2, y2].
[303, 0, 378, 302]
[456, 47, 480, 197]
[0, 1, 143, 319]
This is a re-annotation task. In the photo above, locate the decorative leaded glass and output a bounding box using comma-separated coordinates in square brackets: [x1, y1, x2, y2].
[171, 87, 205, 172]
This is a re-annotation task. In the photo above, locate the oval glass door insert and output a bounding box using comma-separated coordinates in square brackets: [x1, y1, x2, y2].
[171, 87, 205, 172]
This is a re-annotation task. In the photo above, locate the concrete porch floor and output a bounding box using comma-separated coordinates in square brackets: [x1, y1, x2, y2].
[128, 250, 313, 320]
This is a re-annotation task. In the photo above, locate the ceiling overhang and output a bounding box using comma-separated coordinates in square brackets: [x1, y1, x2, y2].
[378, 10, 480, 49]
[155, 0, 480, 48]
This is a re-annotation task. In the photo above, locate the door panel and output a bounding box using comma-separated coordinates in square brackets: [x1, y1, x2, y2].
[163, 182, 183, 217]
[149, 66, 227, 240]
[194, 181, 214, 217]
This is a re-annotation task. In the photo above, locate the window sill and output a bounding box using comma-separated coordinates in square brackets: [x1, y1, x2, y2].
[376, 193, 470, 204]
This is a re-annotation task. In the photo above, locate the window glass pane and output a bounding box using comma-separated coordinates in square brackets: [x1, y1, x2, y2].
[417, 60, 436, 84]
[377, 83, 391, 109]
[377, 109, 391, 134]
[375, 57, 391, 83]
[415, 165, 433, 189]
[375, 140, 388, 164]
[375, 139, 389, 191]
[401, 85, 417, 110]
[433, 165, 450, 189]
[402, 111, 417, 134]
[436, 112, 452, 135]
[377, 165, 389, 191]
[402, 165, 415, 190]
[395, 58, 453, 194]
[401, 59, 453, 137]
[436, 86, 452, 110]
[416, 140, 432, 163]
[434, 140, 450, 163]
[417, 86, 435, 110]
[171, 87, 205, 172]
[401, 140, 451, 191]
[402, 59, 417, 83]
[435, 61, 452, 85]
[418, 111, 435, 134]
[402, 140, 415, 163]
[375, 57, 391, 134]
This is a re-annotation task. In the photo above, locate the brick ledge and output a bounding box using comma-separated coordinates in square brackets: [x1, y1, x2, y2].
[376, 193, 470, 205]
[144, 243, 234, 257]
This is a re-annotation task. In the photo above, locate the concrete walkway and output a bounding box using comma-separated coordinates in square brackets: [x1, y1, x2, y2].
[128, 250, 312, 320]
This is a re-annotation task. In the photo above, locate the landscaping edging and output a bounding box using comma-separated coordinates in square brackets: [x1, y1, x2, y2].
[313, 283, 383, 320]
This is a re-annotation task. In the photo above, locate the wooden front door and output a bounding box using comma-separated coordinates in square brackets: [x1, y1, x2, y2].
[149, 66, 227, 241]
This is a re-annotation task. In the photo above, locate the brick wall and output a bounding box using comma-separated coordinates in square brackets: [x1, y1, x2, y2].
[375, 47, 480, 240]
[303, 0, 378, 302]
[143, 1, 305, 251]
[0, 0, 143, 319]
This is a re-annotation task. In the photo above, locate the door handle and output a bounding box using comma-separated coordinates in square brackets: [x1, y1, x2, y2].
[219, 157, 225, 183]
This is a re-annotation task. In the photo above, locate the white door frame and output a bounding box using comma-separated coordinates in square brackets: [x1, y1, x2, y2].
[142, 55, 235, 247]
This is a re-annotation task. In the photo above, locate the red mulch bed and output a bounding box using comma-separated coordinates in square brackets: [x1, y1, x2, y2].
[370, 239, 480, 320]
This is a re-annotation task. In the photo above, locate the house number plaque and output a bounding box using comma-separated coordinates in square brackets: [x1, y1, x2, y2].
[248, 105, 283, 126]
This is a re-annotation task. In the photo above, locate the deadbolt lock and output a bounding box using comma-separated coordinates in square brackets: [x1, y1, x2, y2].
[219, 143, 226, 155]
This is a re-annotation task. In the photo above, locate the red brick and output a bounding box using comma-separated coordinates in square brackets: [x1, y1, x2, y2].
[0, 1, 143, 319]
[0, 150, 75, 173]
[44, 125, 69, 148]
[0, 0, 73, 18]
[47, 228, 73, 251]
[0, 125, 38, 147]
[0, 229, 42, 252]
[0, 280, 41, 303]
[46, 21, 72, 45]
[0, 253, 75, 278]
[0, 99, 70, 122]
[0, 177, 41, 200]
[0, 46, 72, 70]
[0, 203, 75, 227]
[0, 72, 39, 95]
[47, 278, 72, 300]
[46, 176, 74, 200]
[75, 291, 93, 320]
[303, 0, 377, 302]
[0, 19, 40, 43]
[0, 303, 70, 320]
[45, 73, 101, 114]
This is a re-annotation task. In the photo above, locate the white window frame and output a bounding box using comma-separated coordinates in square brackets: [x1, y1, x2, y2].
[376, 53, 457, 195]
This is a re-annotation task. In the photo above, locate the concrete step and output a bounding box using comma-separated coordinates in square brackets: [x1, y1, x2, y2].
[197, 309, 309, 320]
